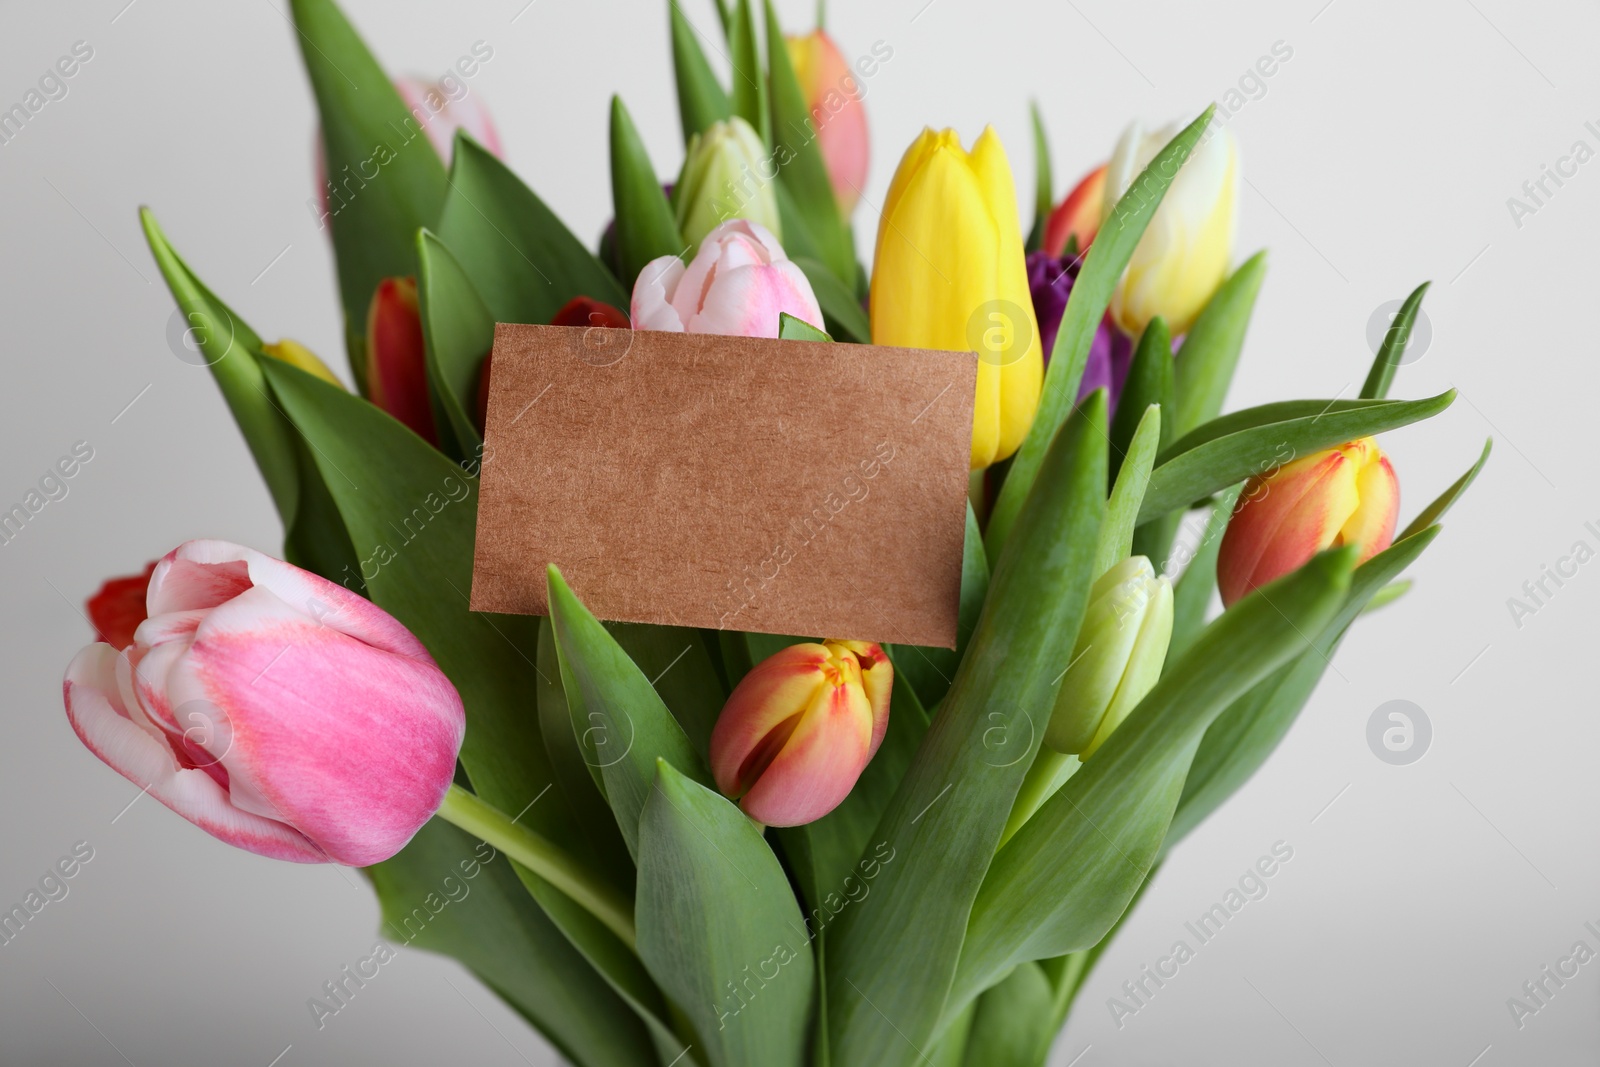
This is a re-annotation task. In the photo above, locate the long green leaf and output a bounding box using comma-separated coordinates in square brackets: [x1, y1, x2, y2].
[289, 0, 447, 386]
[890, 502, 990, 710]
[637, 761, 815, 1067]
[1110, 317, 1172, 484]
[416, 229, 491, 460]
[959, 962, 1054, 1067]
[1360, 281, 1430, 401]
[369, 820, 658, 1067]
[728, 0, 769, 146]
[610, 623, 727, 763]
[670, 0, 733, 143]
[1170, 251, 1267, 438]
[139, 209, 298, 523]
[1096, 404, 1160, 573]
[825, 394, 1109, 1067]
[611, 95, 685, 287]
[986, 107, 1216, 556]
[547, 567, 714, 860]
[1166, 526, 1441, 847]
[765, 0, 855, 284]
[1399, 437, 1491, 541]
[1139, 390, 1457, 522]
[437, 134, 628, 324]
[952, 547, 1355, 1007]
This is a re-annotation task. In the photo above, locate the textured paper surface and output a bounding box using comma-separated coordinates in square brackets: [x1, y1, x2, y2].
[470, 324, 977, 648]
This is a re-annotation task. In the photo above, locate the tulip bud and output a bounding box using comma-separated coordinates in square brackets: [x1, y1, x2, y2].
[871, 127, 1042, 469]
[86, 560, 157, 651]
[261, 338, 343, 389]
[1045, 557, 1173, 758]
[1042, 162, 1107, 258]
[710, 639, 892, 826]
[675, 117, 782, 255]
[631, 219, 823, 338]
[1103, 119, 1238, 337]
[366, 276, 438, 446]
[1218, 438, 1399, 607]
[63, 540, 465, 865]
[785, 29, 869, 215]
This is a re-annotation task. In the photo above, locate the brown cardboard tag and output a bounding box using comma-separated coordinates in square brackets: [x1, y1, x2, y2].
[469, 324, 977, 648]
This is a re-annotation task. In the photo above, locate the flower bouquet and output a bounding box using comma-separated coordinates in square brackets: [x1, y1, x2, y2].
[63, 1, 1489, 1064]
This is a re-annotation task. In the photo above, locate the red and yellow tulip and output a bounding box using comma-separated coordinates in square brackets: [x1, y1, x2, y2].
[1218, 437, 1399, 606]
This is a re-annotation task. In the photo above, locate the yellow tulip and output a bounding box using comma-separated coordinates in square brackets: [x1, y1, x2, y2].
[870, 127, 1042, 469]
[1103, 118, 1238, 336]
[260, 338, 343, 389]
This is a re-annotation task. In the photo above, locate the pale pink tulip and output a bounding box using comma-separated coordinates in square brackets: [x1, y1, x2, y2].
[630, 219, 824, 338]
[63, 540, 464, 866]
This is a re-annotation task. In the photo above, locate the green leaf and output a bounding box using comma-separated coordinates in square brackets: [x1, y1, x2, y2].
[1399, 437, 1492, 541]
[1024, 101, 1052, 254]
[1167, 483, 1242, 662]
[139, 209, 297, 523]
[780, 312, 833, 341]
[636, 760, 816, 1067]
[547, 567, 715, 860]
[728, 0, 769, 146]
[1166, 526, 1441, 847]
[1360, 281, 1430, 401]
[609, 623, 727, 763]
[778, 665, 929, 913]
[416, 229, 491, 460]
[951, 547, 1356, 1008]
[670, 0, 733, 143]
[1363, 580, 1411, 613]
[1096, 404, 1161, 574]
[289, 0, 447, 387]
[766, 0, 856, 285]
[1110, 317, 1173, 485]
[369, 820, 658, 1067]
[987, 107, 1217, 557]
[611, 95, 685, 287]
[959, 962, 1054, 1067]
[793, 256, 869, 343]
[891, 502, 990, 710]
[256, 359, 685, 1058]
[437, 134, 628, 324]
[1170, 251, 1267, 438]
[825, 394, 1109, 1067]
[1139, 390, 1458, 522]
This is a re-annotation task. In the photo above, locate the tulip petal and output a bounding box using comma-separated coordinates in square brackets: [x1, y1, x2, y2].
[632, 256, 688, 331]
[739, 676, 873, 826]
[64, 644, 326, 863]
[709, 644, 830, 796]
[1341, 450, 1400, 561]
[1218, 449, 1360, 605]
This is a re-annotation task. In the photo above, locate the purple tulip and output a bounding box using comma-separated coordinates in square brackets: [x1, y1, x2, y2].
[1026, 250, 1135, 408]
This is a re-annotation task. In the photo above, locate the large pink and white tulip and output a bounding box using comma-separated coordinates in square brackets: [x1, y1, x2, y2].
[630, 219, 824, 338]
[63, 540, 465, 866]
[710, 639, 891, 826]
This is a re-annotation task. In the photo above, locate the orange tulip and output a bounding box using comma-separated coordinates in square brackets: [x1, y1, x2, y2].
[710, 639, 892, 826]
[786, 30, 870, 215]
[1043, 163, 1107, 257]
[1218, 438, 1399, 606]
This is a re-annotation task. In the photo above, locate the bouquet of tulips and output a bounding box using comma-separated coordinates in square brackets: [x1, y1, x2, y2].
[62, 1, 1489, 1064]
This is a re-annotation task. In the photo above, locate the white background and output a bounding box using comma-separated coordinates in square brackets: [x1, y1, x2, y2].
[1, 0, 1595, 1063]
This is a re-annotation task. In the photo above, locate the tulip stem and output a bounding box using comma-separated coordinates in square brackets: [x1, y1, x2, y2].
[1001, 749, 1081, 847]
[434, 784, 637, 949]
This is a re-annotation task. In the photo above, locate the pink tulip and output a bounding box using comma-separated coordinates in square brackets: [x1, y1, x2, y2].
[1217, 437, 1400, 607]
[785, 30, 870, 215]
[710, 639, 892, 826]
[631, 219, 824, 338]
[63, 540, 465, 866]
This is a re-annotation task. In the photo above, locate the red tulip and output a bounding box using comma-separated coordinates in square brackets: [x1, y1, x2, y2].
[63, 540, 464, 865]
[1218, 438, 1400, 606]
[366, 276, 437, 445]
[86, 561, 157, 650]
[710, 640, 892, 826]
[1043, 163, 1107, 258]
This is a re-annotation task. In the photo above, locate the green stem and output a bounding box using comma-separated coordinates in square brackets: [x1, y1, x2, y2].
[1000, 749, 1080, 847]
[434, 783, 637, 949]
